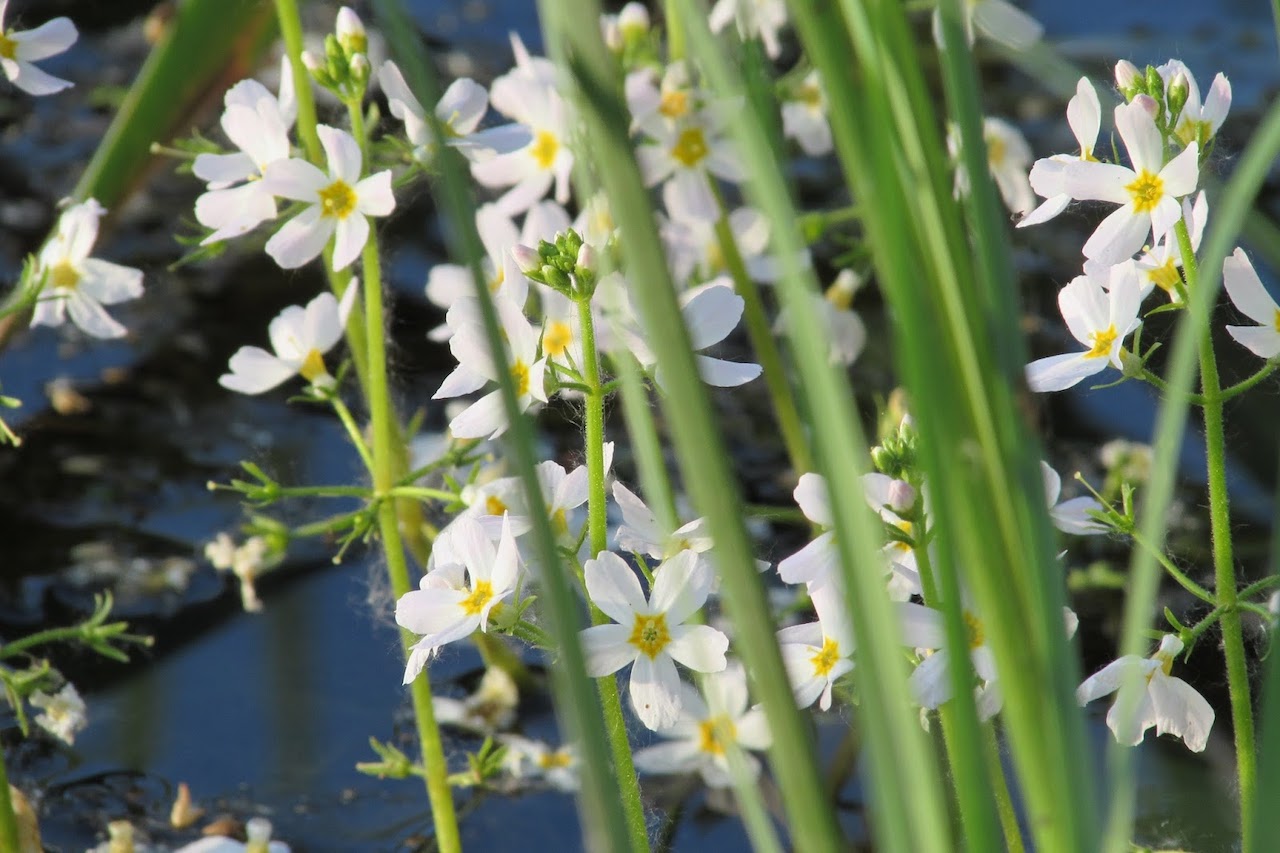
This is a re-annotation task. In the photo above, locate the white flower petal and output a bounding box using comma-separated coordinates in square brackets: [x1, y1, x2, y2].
[581, 624, 636, 676]
[665, 624, 729, 673]
[630, 653, 683, 730]
[584, 551, 648, 625]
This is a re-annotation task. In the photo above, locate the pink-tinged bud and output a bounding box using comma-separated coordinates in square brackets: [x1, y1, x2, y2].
[512, 244, 542, 275]
[575, 243, 596, 271]
[336, 7, 367, 54]
[1132, 93, 1160, 120]
[1114, 60, 1141, 93]
[887, 479, 916, 514]
[601, 17, 622, 51]
[301, 50, 322, 73]
[619, 2, 650, 33]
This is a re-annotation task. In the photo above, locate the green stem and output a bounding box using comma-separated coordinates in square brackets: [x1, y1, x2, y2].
[388, 486, 461, 503]
[578, 298, 651, 853]
[362, 227, 460, 848]
[710, 184, 814, 475]
[0, 626, 89, 659]
[983, 723, 1026, 853]
[1127, 526, 1216, 605]
[1178, 218, 1255, 847]
[0, 749, 19, 853]
[332, 395, 375, 472]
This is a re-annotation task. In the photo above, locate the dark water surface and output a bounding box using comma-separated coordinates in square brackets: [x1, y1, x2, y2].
[0, 0, 1274, 850]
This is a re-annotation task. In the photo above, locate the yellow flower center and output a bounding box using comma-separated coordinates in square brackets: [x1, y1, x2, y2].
[698, 714, 736, 756]
[485, 495, 508, 516]
[530, 130, 560, 170]
[49, 260, 80, 290]
[1148, 259, 1182, 296]
[318, 179, 357, 219]
[1274, 309, 1280, 334]
[543, 320, 573, 359]
[551, 507, 568, 536]
[659, 90, 690, 120]
[798, 82, 823, 109]
[986, 133, 1007, 168]
[1085, 324, 1118, 359]
[539, 749, 573, 769]
[0, 32, 15, 61]
[1175, 118, 1209, 148]
[1081, 146, 1098, 163]
[488, 264, 505, 293]
[891, 519, 913, 554]
[964, 611, 985, 649]
[1124, 169, 1165, 214]
[628, 612, 671, 659]
[826, 282, 854, 311]
[510, 359, 531, 397]
[671, 127, 709, 168]
[810, 636, 841, 677]
[704, 241, 726, 274]
[298, 348, 328, 382]
[459, 580, 494, 616]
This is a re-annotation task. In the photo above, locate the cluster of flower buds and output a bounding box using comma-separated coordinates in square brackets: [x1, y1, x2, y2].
[871, 417, 919, 483]
[515, 228, 598, 301]
[304, 6, 370, 100]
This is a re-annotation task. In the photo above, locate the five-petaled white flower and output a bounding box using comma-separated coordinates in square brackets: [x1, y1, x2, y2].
[781, 70, 833, 157]
[1222, 247, 1280, 360]
[30, 683, 87, 745]
[219, 279, 359, 395]
[1041, 461, 1106, 535]
[776, 581, 855, 711]
[1077, 633, 1214, 752]
[636, 104, 744, 224]
[500, 735, 580, 792]
[632, 662, 772, 787]
[30, 199, 144, 339]
[579, 550, 729, 730]
[194, 57, 296, 244]
[950, 117, 1035, 216]
[1021, 77, 1102, 228]
[1063, 99, 1199, 266]
[1025, 261, 1143, 392]
[0, 1, 77, 96]
[396, 515, 521, 685]
[262, 124, 395, 271]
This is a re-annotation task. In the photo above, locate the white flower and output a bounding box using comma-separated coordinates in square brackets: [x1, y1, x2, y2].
[622, 279, 761, 388]
[1041, 461, 1106, 535]
[1158, 60, 1231, 149]
[194, 57, 296, 244]
[636, 104, 744, 224]
[776, 582, 854, 711]
[781, 70, 832, 157]
[579, 550, 729, 730]
[612, 481, 713, 562]
[1222, 247, 1280, 359]
[0, 1, 77, 96]
[661, 206, 790, 286]
[632, 662, 771, 787]
[708, 0, 788, 58]
[471, 39, 574, 215]
[1020, 77, 1102, 228]
[173, 817, 290, 853]
[952, 118, 1035, 216]
[378, 60, 530, 164]
[396, 515, 521, 684]
[1127, 190, 1206, 302]
[1025, 261, 1142, 393]
[29, 199, 143, 339]
[262, 124, 395, 270]
[933, 0, 1042, 51]
[1063, 100, 1199, 266]
[204, 532, 272, 612]
[30, 683, 87, 745]
[433, 293, 548, 440]
[218, 279, 359, 395]
[1077, 634, 1213, 752]
[434, 666, 519, 734]
[501, 736, 579, 791]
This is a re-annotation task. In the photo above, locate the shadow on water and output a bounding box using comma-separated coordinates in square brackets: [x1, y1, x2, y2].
[0, 0, 1275, 849]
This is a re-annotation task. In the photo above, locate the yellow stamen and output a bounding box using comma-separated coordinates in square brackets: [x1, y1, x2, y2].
[963, 611, 985, 649]
[698, 714, 736, 756]
[0, 32, 16, 61]
[1085, 324, 1118, 359]
[1148, 259, 1182, 296]
[539, 750, 573, 769]
[1124, 169, 1164, 214]
[298, 348, 328, 382]
[659, 90, 690, 120]
[49, 260, 80, 290]
[530, 130, 559, 170]
[459, 580, 494, 616]
[485, 495, 508, 516]
[551, 507, 568, 536]
[810, 636, 841, 677]
[798, 82, 822, 109]
[543, 320, 573, 359]
[671, 127, 709, 168]
[628, 612, 671, 659]
[510, 360, 530, 397]
[986, 133, 1007, 168]
[318, 180, 357, 219]
[1274, 309, 1280, 334]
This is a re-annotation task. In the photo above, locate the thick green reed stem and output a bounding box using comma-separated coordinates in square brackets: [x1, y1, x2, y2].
[578, 298, 652, 853]
[0, 751, 19, 853]
[1177, 220, 1255, 849]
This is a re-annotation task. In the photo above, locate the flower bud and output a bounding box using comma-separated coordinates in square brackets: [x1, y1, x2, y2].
[513, 244, 542, 275]
[1114, 60, 1141, 98]
[1143, 65, 1163, 101]
[301, 50, 322, 74]
[1131, 93, 1160, 121]
[575, 242, 596, 272]
[1166, 70, 1190, 120]
[886, 479, 916, 514]
[336, 6, 367, 55]
[349, 53, 371, 89]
